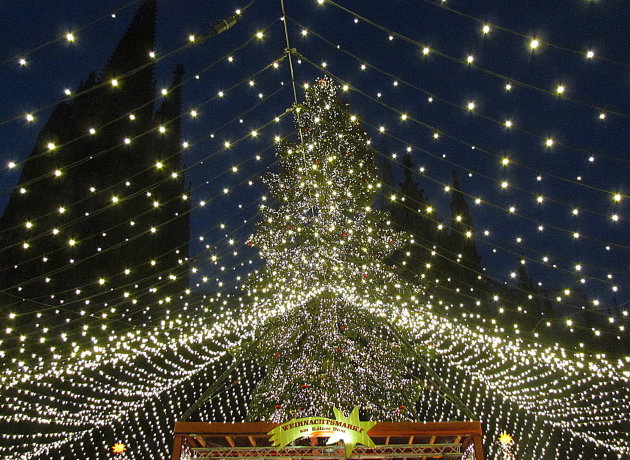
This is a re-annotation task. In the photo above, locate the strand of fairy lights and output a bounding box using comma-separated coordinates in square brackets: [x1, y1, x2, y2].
[2, 12, 624, 368]
[1, 1, 624, 314]
[0, 117, 296, 362]
[2, 25, 282, 196]
[293, 55, 627, 233]
[208, 215, 625, 346]
[380, 237, 625, 338]
[0, 69, 289, 289]
[1, 239, 624, 380]
[372, 143, 628, 298]
[0, 134, 287, 362]
[2, 0, 143, 68]
[414, 0, 630, 69]
[289, 18, 630, 174]
[1, 5, 628, 458]
[0, 208, 258, 358]
[1, 5, 263, 128]
[293, 67, 628, 292]
[2, 290, 628, 458]
[0, 38, 296, 362]
[184, 200, 628, 348]
[0, 115, 290, 361]
[295, 56, 629, 272]
[89, 124, 628, 354]
[0, 68, 287, 273]
[236, 79, 625, 452]
[321, 0, 630, 118]
[58, 112, 624, 362]
[372, 150, 627, 283]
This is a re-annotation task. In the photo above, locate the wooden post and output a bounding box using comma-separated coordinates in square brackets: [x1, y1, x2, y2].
[171, 434, 184, 460]
[473, 434, 485, 460]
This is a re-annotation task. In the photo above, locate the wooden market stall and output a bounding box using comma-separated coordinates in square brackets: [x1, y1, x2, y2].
[172, 420, 484, 459]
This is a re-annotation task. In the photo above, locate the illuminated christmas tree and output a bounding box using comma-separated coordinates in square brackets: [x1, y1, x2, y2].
[245, 77, 424, 422]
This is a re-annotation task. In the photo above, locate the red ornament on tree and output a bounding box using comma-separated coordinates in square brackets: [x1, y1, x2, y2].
[273, 352, 281, 358]
[274, 404, 282, 409]
[341, 232, 348, 237]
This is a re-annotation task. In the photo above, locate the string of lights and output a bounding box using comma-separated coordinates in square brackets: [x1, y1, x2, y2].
[295, 54, 628, 265]
[289, 18, 630, 170]
[0, 123, 288, 362]
[1, 0, 143, 68]
[0, 5, 263, 128]
[322, 0, 630, 118]
[0, 1, 628, 459]
[0, 55, 287, 242]
[414, 0, 630, 69]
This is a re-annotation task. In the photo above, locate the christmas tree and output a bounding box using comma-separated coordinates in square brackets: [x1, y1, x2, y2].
[245, 77, 425, 422]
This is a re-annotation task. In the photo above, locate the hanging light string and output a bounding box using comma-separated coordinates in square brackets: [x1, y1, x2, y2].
[0, 106, 289, 297]
[0, 82, 624, 366]
[294, 54, 629, 251]
[1, 0, 143, 67]
[323, 0, 630, 119]
[1, 252, 624, 456]
[0, 2, 263, 127]
[413, 0, 630, 69]
[0, 54, 286, 242]
[1, 76, 624, 370]
[288, 18, 630, 168]
[1, 18, 279, 166]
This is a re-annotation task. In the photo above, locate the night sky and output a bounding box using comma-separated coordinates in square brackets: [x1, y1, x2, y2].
[1, 0, 628, 311]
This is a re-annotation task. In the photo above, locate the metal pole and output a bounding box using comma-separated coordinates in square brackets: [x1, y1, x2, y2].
[280, 0, 304, 146]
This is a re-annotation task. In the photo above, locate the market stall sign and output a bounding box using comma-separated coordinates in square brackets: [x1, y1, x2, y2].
[268, 407, 376, 457]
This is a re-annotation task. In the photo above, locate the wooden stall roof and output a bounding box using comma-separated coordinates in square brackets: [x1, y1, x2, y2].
[174, 420, 482, 437]
[172, 421, 484, 459]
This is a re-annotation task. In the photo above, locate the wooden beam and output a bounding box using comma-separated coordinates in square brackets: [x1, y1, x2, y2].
[473, 434, 485, 460]
[248, 436, 257, 447]
[385, 436, 390, 445]
[225, 436, 235, 447]
[421, 436, 437, 460]
[173, 421, 483, 437]
[194, 436, 207, 447]
[454, 436, 462, 444]
[369, 421, 482, 437]
[171, 435, 184, 460]
[174, 421, 277, 435]
[407, 436, 414, 445]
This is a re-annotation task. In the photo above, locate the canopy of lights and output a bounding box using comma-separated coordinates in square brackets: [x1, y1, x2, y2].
[0, 0, 627, 459]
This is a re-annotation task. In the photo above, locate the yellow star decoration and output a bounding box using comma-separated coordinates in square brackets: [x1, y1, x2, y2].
[498, 432, 513, 444]
[327, 407, 377, 457]
[112, 442, 127, 454]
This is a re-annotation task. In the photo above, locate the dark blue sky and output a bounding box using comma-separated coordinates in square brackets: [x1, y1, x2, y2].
[0, 0, 628, 313]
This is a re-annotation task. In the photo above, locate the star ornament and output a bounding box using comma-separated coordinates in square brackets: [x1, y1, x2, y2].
[498, 432, 513, 444]
[112, 442, 127, 454]
[327, 407, 377, 457]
